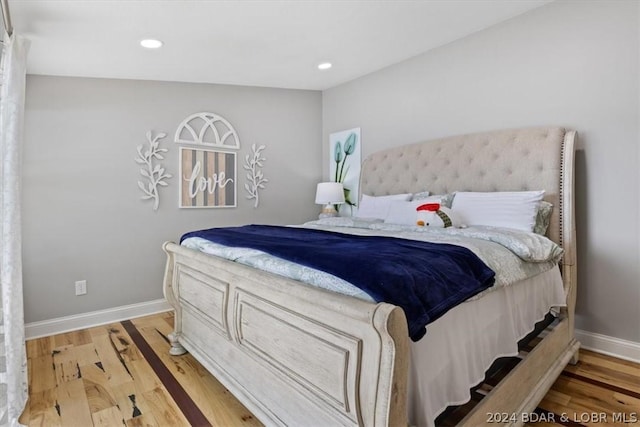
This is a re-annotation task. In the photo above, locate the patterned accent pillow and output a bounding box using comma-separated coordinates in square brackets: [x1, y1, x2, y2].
[413, 192, 455, 208]
[410, 191, 430, 200]
[534, 201, 554, 235]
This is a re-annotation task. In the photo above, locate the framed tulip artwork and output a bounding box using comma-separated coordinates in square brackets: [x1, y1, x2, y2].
[329, 128, 361, 216]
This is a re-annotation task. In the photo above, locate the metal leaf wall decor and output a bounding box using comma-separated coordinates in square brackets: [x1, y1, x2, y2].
[135, 131, 172, 211]
[243, 144, 268, 208]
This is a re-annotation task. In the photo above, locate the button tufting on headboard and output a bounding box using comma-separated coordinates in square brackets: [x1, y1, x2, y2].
[359, 127, 567, 243]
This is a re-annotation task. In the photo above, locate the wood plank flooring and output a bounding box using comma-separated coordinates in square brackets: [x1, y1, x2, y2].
[20, 312, 640, 426]
[21, 312, 260, 427]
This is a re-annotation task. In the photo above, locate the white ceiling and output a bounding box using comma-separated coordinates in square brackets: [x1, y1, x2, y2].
[8, 0, 553, 91]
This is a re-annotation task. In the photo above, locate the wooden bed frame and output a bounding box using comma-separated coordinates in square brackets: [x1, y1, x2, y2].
[162, 127, 579, 426]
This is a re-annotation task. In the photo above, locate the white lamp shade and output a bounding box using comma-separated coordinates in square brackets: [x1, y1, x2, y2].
[315, 182, 345, 205]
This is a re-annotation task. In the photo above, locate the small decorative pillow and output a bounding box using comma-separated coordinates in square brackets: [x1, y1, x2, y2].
[534, 201, 554, 235]
[451, 190, 545, 232]
[416, 203, 459, 228]
[356, 193, 412, 220]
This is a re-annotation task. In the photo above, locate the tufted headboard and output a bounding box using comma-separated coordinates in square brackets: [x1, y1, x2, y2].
[359, 127, 576, 256]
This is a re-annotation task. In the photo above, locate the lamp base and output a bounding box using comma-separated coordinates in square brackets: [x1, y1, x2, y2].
[319, 204, 338, 219]
[319, 212, 338, 219]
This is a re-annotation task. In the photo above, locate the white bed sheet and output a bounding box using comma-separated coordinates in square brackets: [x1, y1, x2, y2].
[408, 266, 565, 426]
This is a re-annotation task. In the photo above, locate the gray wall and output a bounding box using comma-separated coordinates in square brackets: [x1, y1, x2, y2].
[323, 1, 640, 342]
[23, 76, 322, 322]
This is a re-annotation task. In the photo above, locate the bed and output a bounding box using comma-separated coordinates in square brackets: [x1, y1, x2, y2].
[162, 127, 579, 426]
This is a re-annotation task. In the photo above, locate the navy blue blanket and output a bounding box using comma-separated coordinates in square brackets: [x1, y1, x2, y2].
[181, 225, 495, 341]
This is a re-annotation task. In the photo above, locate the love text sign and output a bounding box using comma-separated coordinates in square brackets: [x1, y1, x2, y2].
[179, 147, 236, 208]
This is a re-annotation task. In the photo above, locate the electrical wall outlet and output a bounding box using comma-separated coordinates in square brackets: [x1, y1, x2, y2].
[75, 280, 87, 296]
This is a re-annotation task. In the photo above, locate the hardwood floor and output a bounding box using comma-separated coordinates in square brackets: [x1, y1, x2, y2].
[20, 312, 640, 426]
[21, 312, 261, 427]
[532, 351, 640, 426]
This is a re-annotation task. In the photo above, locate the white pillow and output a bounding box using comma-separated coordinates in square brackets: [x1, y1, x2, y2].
[384, 196, 450, 225]
[451, 191, 545, 232]
[356, 193, 412, 219]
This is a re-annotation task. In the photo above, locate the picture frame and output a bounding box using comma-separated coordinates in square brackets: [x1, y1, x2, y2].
[329, 127, 361, 216]
[179, 146, 237, 208]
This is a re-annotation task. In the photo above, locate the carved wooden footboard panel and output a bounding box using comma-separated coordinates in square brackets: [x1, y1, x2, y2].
[163, 241, 409, 427]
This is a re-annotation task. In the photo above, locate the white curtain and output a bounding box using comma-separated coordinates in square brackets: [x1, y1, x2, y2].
[0, 33, 30, 427]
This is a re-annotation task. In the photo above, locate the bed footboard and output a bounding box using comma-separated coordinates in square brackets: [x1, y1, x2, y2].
[163, 241, 409, 427]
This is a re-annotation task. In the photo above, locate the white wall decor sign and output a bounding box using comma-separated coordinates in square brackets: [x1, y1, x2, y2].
[174, 112, 240, 149]
[243, 144, 268, 208]
[179, 147, 237, 208]
[329, 128, 361, 216]
[175, 112, 240, 208]
[135, 131, 172, 211]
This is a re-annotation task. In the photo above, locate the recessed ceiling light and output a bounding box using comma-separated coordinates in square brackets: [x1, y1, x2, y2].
[140, 39, 163, 49]
[317, 62, 332, 70]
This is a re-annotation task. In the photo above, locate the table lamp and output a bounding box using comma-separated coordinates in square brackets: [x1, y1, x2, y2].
[315, 182, 345, 218]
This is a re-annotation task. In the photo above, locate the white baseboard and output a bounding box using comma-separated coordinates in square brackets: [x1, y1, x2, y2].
[25, 299, 172, 340]
[24, 304, 640, 364]
[575, 329, 640, 364]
